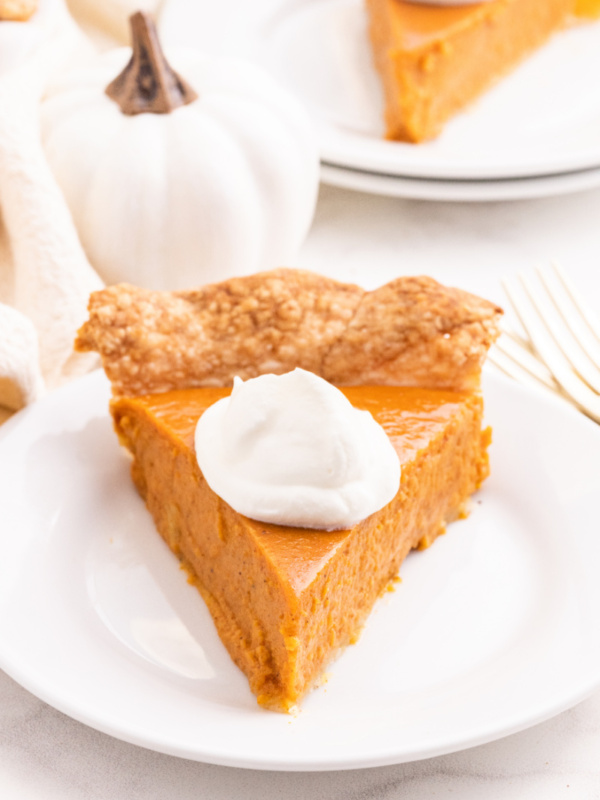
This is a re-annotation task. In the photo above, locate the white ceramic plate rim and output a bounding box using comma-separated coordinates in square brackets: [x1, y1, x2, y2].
[1, 370, 600, 771]
[198, 0, 600, 181]
[319, 162, 600, 202]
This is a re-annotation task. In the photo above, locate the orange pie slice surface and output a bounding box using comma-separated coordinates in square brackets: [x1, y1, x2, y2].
[365, 0, 575, 142]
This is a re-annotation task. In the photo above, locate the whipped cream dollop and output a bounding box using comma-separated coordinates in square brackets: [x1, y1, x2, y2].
[194, 369, 401, 531]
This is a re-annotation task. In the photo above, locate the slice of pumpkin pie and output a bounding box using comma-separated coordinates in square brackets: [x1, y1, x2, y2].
[75, 269, 502, 711]
[365, 0, 574, 142]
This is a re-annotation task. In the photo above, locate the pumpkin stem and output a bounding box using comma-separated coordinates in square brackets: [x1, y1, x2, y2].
[105, 11, 198, 115]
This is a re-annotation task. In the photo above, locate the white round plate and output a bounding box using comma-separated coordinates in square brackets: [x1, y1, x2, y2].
[255, 0, 600, 180]
[1, 370, 600, 771]
[320, 162, 600, 202]
[160, 0, 600, 181]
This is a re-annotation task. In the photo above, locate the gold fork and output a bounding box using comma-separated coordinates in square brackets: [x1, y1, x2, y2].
[488, 263, 600, 424]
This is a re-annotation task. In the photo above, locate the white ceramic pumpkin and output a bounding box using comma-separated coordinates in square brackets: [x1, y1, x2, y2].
[40, 13, 320, 291]
[66, 0, 162, 44]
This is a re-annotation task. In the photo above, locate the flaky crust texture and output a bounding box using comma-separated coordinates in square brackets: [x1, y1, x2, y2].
[75, 269, 502, 397]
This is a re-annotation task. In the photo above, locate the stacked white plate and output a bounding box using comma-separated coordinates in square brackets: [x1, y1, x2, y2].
[161, 0, 600, 202]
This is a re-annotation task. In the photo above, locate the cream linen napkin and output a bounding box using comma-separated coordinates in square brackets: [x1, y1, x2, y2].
[0, 0, 103, 413]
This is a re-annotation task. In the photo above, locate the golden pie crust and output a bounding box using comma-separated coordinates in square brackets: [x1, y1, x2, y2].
[75, 269, 502, 395]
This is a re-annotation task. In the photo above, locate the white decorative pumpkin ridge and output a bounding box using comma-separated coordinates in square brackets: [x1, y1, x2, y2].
[40, 21, 320, 291]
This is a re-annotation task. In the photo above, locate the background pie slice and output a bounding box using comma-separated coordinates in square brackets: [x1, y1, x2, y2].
[76, 269, 502, 711]
[365, 0, 574, 143]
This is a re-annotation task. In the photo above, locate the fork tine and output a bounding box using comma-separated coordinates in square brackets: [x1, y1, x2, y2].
[488, 345, 564, 399]
[500, 322, 537, 354]
[551, 262, 600, 343]
[537, 265, 600, 374]
[496, 329, 559, 391]
[502, 276, 600, 423]
[525, 271, 600, 395]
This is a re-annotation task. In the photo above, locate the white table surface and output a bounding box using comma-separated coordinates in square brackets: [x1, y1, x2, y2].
[2, 182, 600, 798]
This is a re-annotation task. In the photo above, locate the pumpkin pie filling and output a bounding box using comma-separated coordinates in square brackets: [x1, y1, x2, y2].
[0, 0, 37, 21]
[76, 269, 502, 711]
[365, 0, 579, 143]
